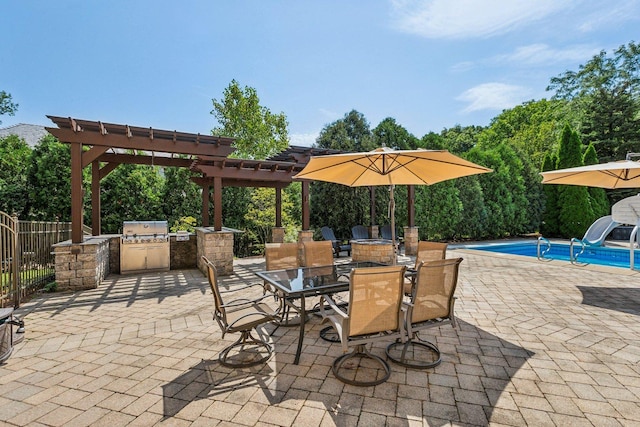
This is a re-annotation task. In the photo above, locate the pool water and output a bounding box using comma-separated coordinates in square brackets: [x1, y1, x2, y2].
[462, 241, 640, 269]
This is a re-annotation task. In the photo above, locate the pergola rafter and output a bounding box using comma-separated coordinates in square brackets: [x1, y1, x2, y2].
[45, 116, 340, 243]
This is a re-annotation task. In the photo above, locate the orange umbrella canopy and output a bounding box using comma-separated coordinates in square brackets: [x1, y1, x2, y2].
[294, 147, 492, 187]
[294, 147, 492, 263]
[540, 160, 640, 189]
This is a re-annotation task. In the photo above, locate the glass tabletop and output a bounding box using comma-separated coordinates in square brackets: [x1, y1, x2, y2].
[256, 261, 384, 297]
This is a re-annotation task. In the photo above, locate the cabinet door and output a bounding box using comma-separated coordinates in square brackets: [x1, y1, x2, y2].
[121, 246, 147, 272]
[146, 244, 170, 270]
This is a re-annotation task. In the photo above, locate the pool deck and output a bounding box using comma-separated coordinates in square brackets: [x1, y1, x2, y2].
[2, 246, 640, 426]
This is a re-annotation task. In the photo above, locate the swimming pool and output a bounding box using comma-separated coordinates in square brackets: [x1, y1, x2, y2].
[460, 240, 640, 269]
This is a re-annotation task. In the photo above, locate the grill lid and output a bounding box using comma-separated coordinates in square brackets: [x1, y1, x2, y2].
[122, 221, 168, 236]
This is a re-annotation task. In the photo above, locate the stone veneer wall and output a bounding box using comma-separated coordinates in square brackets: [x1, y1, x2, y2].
[53, 236, 110, 291]
[351, 240, 395, 264]
[403, 226, 419, 256]
[170, 234, 197, 269]
[196, 228, 234, 276]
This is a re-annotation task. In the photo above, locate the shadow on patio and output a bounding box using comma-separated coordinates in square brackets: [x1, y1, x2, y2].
[161, 316, 534, 426]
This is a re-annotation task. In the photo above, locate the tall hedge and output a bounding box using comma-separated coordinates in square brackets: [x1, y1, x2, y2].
[556, 125, 594, 238]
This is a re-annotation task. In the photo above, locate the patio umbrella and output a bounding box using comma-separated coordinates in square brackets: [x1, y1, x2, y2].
[293, 147, 492, 262]
[540, 159, 640, 189]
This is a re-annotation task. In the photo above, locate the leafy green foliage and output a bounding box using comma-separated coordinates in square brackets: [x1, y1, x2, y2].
[548, 42, 640, 162]
[170, 216, 197, 232]
[540, 153, 560, 236]
[373, 118, 420, 149]
[556, 125, 594, 237]
[162, 166, 202, 227]
[100, 164, 164, 233]
[582, 144, 610, 219]
[211, 79, 289, 160]
[26, 135, 72, 221]
[0, 135, 31, 216]
[0, 91, 18, 124]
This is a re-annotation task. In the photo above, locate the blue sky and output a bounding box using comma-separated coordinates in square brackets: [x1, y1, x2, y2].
[2, 0, 639, 146]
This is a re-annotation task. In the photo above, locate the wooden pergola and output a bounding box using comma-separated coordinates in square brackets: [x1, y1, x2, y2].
[45, 116, 345, 244]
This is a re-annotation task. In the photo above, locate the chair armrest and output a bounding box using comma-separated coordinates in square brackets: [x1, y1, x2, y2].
[221, 294, 273, 309]
[219, 282, 267, 294]
[319, 294, 348, 319]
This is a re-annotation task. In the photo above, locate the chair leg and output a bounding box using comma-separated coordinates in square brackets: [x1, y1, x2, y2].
[332, 344, 391, 386]
[386, 338, 441, 369]
[218, 330, 273, 368]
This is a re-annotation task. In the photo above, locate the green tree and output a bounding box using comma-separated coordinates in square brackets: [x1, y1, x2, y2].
[161, 166, 202, 227]
[100, 164, 164, 233]
[312, 110, 376, 239]
[439, 125, 484, 154]
[211, 79, 289, 160]
[27, 135, 72, 221]
[372, 118, 419, 150]
[454, 176, 488, 239]
[0, 91, 18, 124]
[0, 135, 31, 216]
[548, 42, 640, 162]
[540, 152, 559, 236]
[244, 187, 298, 251]
[556, 125, 594, 237]
[582, 143, 610, 219]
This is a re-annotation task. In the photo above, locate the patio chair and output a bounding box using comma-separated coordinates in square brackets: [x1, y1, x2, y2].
[387, 257, 462, 369]
[265, 242, 304, 326]
[321, 226, 351, 257]
[351, 225, 369, 240]
[319, 265, 407, 386]
[404, 241, 448, 295]
[302, 240, 336, 268]
[380, 224, 402, 243]
[202, 256, 281, 368]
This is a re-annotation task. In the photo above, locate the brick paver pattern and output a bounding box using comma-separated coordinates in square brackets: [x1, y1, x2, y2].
[1, 248, 640, 426]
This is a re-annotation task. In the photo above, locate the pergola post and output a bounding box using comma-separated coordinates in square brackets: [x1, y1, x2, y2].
[214, 176, 222, 231]
[202, 184, 210, 227]
[71, 142, 83, 243]
[275, 187, 282, 227]
[302, 181, 310, 230]
[91, 160, 101, 236]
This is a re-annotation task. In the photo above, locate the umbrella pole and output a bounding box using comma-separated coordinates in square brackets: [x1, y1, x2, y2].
[390, 185, 397, 265]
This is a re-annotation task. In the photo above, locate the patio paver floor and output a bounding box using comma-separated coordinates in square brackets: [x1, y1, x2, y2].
[2, 247, 640, 426]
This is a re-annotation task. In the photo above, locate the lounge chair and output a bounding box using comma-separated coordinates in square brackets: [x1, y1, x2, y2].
[202, 256, 280, 367]
[387, 258, 462, 369]
[320, 226, 351, 257]
[380, 224, 402, 243]
[320, 265, 407, 386]
[351, 225, 369, 240]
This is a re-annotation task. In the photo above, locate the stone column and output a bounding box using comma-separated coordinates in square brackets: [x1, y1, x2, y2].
[370, 225, 379, 239]
[197, 227, 234, 276]
[271, 227, 285, 243]
[53, 236, 110, 291]
[297, 230, 314, 266]
[403, 226, 419, 256]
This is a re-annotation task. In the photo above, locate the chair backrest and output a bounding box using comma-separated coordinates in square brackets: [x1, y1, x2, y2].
[347, 265, 406, 337]
[415, 241, 448, 269]
[411, 258, 462, 324]
[351, 225, 368, 240]
[302, 240, 334, 267]
[265, 242, 299, 271]
[380, 224, 398, 241]
[202, 256, 227, 327]
[321, 226, 338, 242]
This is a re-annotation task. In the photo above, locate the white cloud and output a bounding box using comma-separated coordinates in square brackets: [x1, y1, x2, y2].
[492, 43, 601, 66]
[577, 0, 640, 32]
[289, 132, 318, 147]
[390, 0, 571, 39]
[457, 83, 532, 113]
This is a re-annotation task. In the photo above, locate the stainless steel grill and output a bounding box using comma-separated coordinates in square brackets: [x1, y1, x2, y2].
[120, 221, 170, 274]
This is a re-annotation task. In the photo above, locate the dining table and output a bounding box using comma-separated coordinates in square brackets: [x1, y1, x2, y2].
[255, 261, 383, 365]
